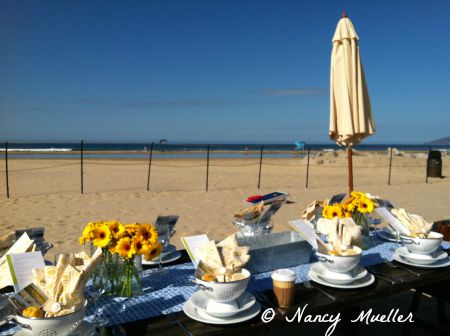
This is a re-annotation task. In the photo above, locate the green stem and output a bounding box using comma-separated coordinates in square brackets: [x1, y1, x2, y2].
[119, 259, 132, 297]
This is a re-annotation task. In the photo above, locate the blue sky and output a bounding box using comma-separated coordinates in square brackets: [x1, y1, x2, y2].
[0, 0, 449, 144]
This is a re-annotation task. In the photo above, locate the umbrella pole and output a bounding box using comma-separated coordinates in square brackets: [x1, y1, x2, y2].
[348, 146, 354, 193]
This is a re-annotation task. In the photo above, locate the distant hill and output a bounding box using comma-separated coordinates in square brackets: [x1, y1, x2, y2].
[426, 136, 450, 145]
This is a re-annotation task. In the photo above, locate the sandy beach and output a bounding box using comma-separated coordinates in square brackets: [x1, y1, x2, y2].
[0, 152, 449, 259]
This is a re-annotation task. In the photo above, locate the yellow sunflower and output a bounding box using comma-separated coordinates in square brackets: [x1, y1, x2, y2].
[143, 242, 162, 261]
[357, 196, 375, 214]
[131, 235, 146, 255]
[79, 222, 98, 245]
[138, 224, 158, 245]
[342, 198, 357, 214]
[107, 221, 126, 239]
[343, 211, 353, 218]
[125, 223, 141, 235]
[116, 237, 135, 259]
[79, 228, 90, 245]
[350, 191, 365, 199]
[340, 204, 354, 218]
[322, 204, 345, 219]
[92, 224, 112, 248]
[322, 205, 331, 219]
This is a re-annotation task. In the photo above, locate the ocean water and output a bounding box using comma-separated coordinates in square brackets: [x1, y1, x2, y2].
[0, 143, 449, 159]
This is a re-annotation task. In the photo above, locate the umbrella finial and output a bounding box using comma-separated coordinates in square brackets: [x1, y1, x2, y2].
[342, 11, 348, 18]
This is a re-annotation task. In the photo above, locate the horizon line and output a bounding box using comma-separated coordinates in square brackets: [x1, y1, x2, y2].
[0, 140, 442, 146]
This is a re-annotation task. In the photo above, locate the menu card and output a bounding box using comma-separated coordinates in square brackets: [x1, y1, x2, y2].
[6, 252, 45, 292]
[289, 219, 329, 253]
[0, 233, 35, 289]
[180, 234, 209, 266]
[0, 233, 34, 264]
[375, 207, 410, 235]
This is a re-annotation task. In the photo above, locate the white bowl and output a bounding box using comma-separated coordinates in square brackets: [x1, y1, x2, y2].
[400, 231, 443, 255]
[195, 269, 250, 303]
[316, 246, 362, 274]
[13, 301, 87, 336]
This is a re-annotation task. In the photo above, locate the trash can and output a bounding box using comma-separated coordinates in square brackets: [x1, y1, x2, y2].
[427, 150, 442, 178]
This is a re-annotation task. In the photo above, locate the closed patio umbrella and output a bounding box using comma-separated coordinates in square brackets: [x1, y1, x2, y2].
[329, 12, 375, 193]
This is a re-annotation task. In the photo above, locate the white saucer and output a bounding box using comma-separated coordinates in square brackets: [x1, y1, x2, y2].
[311, 263, 368, 285]
[309, 269, 375, 289]
[183, 299, 260, 325]
[376, 229, 398, 242]
[396, 247, 448, 265]
[393, 251, 450, 269]
[142, 250, 181, 265]
[190, 291, 256, 318]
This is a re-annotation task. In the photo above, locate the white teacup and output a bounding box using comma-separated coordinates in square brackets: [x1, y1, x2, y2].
[400, 231, 443, 255]
[316, 246, 362, 274]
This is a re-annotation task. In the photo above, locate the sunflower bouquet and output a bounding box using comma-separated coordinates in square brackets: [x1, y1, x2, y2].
[80, 221, 162, 297]
[322, 191, 376, 238]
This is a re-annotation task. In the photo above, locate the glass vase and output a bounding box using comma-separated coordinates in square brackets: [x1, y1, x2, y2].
[353, 212, 373, 249]
[91, 247, 112, 292]
[116, 255, 143, 298]
[90, 246, 123, 295]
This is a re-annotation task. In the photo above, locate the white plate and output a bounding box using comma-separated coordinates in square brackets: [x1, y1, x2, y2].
[309, 269, 375, 289]
[393, 252, 450, 269]
[396, 247, 448, 265]
[376, 229, 398, 242]
[183, 299, 260, 325]
[142, 250, 181, 265]
[190, 291, 256, 318]
[311, 263, 368, 285]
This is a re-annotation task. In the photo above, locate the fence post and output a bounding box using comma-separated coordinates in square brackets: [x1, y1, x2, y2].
[305, 147, 311, 188]
[146, 142, 154, 191]
[80, 140, 84, 194]
[206, 145, 210, 192]
[5, 141, 10, 198]
[387, 147, 393, 185]
[257, 145, 264, 189]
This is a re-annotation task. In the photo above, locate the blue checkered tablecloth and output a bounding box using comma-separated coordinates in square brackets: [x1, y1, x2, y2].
[85, 238, 450, 327]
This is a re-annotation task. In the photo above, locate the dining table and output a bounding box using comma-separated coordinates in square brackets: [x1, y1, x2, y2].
[1, 236, 449, 336]
[85, 235, 450, 336]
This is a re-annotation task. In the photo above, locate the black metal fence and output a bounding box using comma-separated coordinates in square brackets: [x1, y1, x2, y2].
[1, 141, 448, 198]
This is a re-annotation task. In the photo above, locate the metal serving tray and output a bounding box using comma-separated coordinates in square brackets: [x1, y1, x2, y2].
[236, 231, 312, 274]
